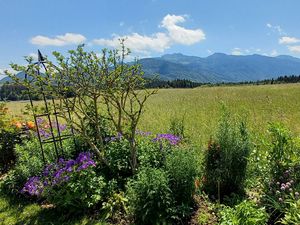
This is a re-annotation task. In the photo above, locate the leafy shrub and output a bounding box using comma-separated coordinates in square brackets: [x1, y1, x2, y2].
[168, 116, 186, 140]
[0, 103, 23, 173]
[0, 129, 22, 173]
[2, 139, 45, 194]
[2, 138, 78, 194]
[203, 111, 251, 200]
[105, 136, 132, 179]
[126, 167, 172, 224]
[137, 136, 166, 169]
[263, 124, 300, 222]
[22, 152, 114, 212]
[165, 147, 200, 206]
[219, 200, 269, 225]
[101, 192, 128, 221]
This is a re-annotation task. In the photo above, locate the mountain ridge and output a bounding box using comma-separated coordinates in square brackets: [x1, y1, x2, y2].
[2, 53, 300, 83]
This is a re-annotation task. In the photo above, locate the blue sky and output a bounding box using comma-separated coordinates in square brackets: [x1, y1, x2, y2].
[1, 0, 300, 78]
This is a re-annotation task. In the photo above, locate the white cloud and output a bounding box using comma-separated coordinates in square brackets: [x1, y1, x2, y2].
[93, 14, 205, 55]
[231, 48, 242, 55]
[94, 32, 170, 54]
[160, 14, 205, 45]
[266, 23, 286, 35]
[270, 49, 278, 56]
[30, 33, 86, 46]
[279, 36, 300, 44]
[119, 21, 125, 27]
[288, 45, 300, 53]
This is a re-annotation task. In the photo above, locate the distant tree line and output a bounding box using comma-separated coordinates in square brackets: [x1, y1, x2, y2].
[0, 83, 30, 101]
[213, 75, 300, 87]
[1, 75, 300, 101]
[145, 78, 206, 88]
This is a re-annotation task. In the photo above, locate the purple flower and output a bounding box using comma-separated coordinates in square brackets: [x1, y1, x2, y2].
[21, 176, 43, 196]
[21, 152, 96, 197]
[153, 133, 181, 145]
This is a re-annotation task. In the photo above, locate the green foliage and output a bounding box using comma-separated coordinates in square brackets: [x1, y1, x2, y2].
[2, 139, 44, 194]
[100, 192, 128, 221]
[2, 138, 78, 194]
[0, 103, 22, 173]
[219, 200, 269, 225]
[263, 124, 300, 223]
[165, 147, 199, 206]
[44, 168, 113, 212]
[168, 116, 186, 139]
[137, 137, 166, 169]
[105, 137, 132, 179]
[126, 167, 172, 224]
[203, 110, 251, 199]
[280, 197, 300, 225]
[0, 130, 21, 173]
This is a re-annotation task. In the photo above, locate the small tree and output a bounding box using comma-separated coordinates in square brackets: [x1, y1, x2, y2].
[7, 40, 156, 172]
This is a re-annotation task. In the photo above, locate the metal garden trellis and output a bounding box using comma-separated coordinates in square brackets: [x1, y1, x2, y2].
[25, 50, 75, 164]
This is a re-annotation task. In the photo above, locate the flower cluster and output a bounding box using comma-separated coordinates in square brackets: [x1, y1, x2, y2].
[12, 120, 35, 130]
[269, 168, 300, 203]
[36, 118, 67, 139]
[153, 133, 181, 145]
[21, 152, 96, 196]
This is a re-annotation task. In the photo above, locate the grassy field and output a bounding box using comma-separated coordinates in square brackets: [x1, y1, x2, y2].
[5, 83, 300, 145]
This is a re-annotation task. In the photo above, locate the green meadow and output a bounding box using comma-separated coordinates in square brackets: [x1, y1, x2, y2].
[5, 83, 300, 145]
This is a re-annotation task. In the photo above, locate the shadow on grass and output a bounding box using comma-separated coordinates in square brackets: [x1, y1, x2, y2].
[0, 192, 105, 225]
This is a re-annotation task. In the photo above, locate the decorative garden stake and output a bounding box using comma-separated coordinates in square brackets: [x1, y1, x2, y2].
[24, 50, 74, 163]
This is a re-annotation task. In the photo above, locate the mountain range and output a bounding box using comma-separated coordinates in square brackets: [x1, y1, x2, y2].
[2, 53, 300, 83]
[139, 53, 300, 82]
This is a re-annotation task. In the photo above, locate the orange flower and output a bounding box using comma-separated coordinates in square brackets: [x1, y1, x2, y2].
[14, 121, 22, 129]
[26, 121, 35, 129]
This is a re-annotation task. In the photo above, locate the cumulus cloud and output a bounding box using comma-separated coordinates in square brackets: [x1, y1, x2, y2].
[160, 14, 205, 45]
[30, 33, 86, 46]
[94, 32, 170, 54]
[279, 36, 300, 45]
[288, 45, 300, 53]
[93, 14, 205, 55]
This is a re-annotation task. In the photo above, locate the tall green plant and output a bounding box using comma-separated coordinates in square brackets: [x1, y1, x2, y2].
[203, 110, 251, 200]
